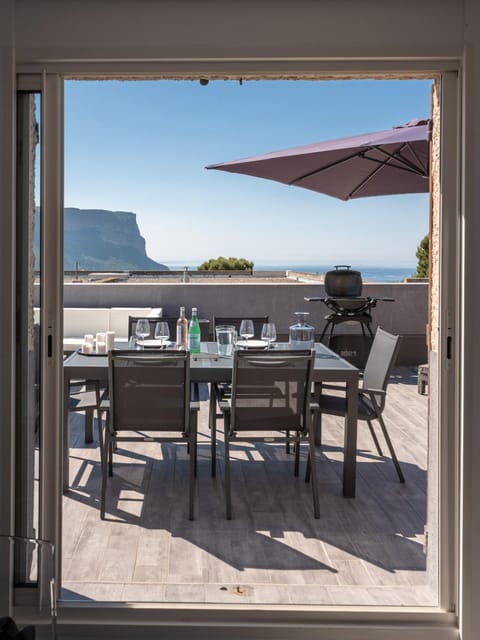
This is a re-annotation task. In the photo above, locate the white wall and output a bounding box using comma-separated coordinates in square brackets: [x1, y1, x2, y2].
[2, 0, 480, 639]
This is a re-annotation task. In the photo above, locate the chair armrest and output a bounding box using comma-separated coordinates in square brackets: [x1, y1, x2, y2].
[363, 387, 386, 397]
[319, 382, 347, 391]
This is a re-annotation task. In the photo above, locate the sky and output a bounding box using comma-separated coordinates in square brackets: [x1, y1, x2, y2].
[64, 78, 432, 268]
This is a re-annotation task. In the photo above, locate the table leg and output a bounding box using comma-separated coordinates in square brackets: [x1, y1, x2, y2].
[343, 377, 358, 498]
[313, 382, 323, 446]
[84, 408, 94, 444]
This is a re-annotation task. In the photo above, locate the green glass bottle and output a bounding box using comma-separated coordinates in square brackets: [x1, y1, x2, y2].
[188, 307, 201, 353]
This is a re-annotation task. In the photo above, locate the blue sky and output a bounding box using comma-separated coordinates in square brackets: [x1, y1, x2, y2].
[64, 79, 432, 267]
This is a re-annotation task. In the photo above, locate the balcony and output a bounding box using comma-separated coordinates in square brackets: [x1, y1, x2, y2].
[62, 365, 432, 606]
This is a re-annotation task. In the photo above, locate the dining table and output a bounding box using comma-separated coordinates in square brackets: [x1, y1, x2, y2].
[63, 341, 359, 497]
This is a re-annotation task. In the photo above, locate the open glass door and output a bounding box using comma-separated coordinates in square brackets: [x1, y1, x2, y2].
[7, 75, 63, 635]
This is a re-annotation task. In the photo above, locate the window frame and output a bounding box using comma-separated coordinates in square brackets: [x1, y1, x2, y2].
[9, 59, 463, 640]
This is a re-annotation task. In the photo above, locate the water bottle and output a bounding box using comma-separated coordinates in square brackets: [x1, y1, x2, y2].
[188, 307, 201, 353]
[289, 311, 315, 349]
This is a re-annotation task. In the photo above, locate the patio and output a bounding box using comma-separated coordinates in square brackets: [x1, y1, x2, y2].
[61, 366, 434, 607]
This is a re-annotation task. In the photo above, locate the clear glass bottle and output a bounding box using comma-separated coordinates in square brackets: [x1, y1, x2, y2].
[176, 306, 188, 349]
[188, 307, 201, 353]
[289, 311, 315, 349]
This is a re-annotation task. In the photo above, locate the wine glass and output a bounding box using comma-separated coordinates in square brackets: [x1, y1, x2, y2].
[239, 319, 254, 348]
[154, 321, 170, 348]
[135, 319, 150, 348]
[261, 322, 277, 349]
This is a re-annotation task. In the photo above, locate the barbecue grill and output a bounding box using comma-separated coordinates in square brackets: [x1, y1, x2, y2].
[305, 265, 394, 341]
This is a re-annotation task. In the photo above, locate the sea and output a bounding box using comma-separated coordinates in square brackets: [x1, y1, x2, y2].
[162, 263, 416, 283]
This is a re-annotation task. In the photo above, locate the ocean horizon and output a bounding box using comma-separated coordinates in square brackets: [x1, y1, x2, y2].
[162, 263, 417, 283]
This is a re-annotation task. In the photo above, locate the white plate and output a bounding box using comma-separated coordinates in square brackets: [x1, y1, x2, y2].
[236, 339, 267, 349]
[136, 339, 174, 348]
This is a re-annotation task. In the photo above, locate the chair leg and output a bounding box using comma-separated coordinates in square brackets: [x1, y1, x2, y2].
[308, 425, 320, 519]
[224, 417, 232, 520]
[189, 414, 196, 520]
[376, 414, 405, 483]
[101, 427, 109, 520]
[209, 386, 217, 477]
[294, 433, 300, 477]
[366, 419, 384, 456]
[108, 438, 113, 477]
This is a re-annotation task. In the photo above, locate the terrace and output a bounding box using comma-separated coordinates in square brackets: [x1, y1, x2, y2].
[57, 274, 433, 606]
[62, 364, 432, 606]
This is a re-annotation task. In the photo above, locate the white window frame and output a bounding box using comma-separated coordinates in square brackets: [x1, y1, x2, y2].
[7, 58, 465, 640]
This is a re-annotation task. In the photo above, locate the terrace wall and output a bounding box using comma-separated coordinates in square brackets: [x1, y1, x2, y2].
[49, 281, 428, 365]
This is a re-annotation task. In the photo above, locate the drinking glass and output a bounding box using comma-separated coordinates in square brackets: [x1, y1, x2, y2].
[239, 319, 254, 348]
[135, 319, 150, 348]
[261, 322, 277, 349]
[154, 321, 170, 348]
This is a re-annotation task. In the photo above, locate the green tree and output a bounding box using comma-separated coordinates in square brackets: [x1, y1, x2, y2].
[198, 256, 254, 271]
[414, 234, 429, 278]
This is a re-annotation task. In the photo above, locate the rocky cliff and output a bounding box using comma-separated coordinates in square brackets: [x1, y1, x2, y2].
[36, 208, 168, 271]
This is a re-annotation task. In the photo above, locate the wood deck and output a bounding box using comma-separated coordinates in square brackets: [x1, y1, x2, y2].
[61, 367, 435, 606]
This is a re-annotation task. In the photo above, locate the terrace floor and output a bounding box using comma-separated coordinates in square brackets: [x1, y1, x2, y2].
[61, 367, 435, 606]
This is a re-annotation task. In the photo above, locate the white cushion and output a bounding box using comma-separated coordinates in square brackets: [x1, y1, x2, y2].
[64, 308, 110, 338]
[147, 308, 163, 317]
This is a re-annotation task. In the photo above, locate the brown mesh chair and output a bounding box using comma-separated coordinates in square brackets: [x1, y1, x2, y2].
[212, 315, 269, 340]
[209, 316, 269, 475]
[216, 349, 320, 519]
[317, 327, 405, 483]
[128, 316, 210, 343]
[99, 350, 199, 520]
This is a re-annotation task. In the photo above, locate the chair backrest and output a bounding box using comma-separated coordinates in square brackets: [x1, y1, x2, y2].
[108, 350, 190, 433]
[230, 349, 314, 432]
[128, 316, 210, 342]
[213, 316, 269, 340]
[362, 327, 402, 411]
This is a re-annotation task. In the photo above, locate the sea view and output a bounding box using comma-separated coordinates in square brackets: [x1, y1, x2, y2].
[163, 263, 417, 283]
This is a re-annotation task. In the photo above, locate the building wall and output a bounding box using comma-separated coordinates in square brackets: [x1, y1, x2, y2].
[2, 1, 480, 639]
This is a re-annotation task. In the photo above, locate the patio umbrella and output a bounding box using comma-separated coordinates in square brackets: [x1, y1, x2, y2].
[206, 118, 431, 200]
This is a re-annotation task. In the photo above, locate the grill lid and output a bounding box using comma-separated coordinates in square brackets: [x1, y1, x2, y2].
[324, 265, 362, 297]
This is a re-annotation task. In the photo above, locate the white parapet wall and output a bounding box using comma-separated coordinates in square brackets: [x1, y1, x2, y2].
[46, 280, 428, 365]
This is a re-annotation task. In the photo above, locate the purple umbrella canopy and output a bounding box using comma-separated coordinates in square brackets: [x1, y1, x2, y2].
[206, 118, 431, 201]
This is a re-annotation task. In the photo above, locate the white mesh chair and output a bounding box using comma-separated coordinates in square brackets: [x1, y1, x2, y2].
[318, 327, 405, 483]
[216, 349, 320, 519]
[100, 350, 199, 520]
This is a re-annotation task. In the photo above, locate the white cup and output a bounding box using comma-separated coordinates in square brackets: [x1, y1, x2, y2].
[216, 325, 236, 356]
[105, 331, 115, 351]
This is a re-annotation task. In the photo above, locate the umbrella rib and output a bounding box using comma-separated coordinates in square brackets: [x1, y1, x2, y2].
[367, 143, 429, 176]
[290, 142, 428, 191]
[289, 149, 365, 186]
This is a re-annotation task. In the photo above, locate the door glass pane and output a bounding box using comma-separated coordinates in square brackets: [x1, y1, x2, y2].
[15, 91, 41, 585]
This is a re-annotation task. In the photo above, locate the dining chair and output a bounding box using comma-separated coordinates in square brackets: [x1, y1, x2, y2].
[99, 350, 199, 520]
[209, 315, 269, 471]
[212, 315, 269, 340]
[68, 379, 102, 445]
[128, 316, 210, 342]
[316, 326, 405, 482]
[215, 349, 320, 519]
